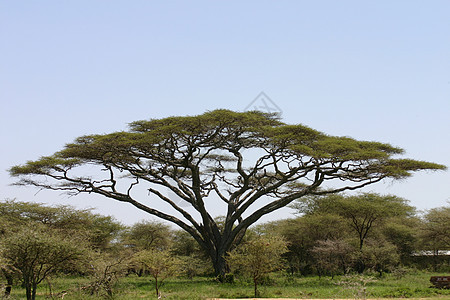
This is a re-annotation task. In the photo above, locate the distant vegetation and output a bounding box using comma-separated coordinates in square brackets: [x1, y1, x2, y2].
[0, 195, 449, 299]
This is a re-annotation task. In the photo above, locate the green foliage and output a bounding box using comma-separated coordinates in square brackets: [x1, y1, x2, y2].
[171, 230, 203, 257]
[131, 249, 181, 296]
[359, 239, 401, 276]
[227, 235, 288, 297]
[382, 217, 420, 262]
[286, 193, 418, 274]
[312, 239, 354, 277]
[5, 271, 450, 299]
[1, 225, 86, 300]
[275, 214, 350, 275]
[420, 205, 450, 251]
[294, 193, 415, 249]
[0, 199, 125, 298]
[9, 156, 80, 176]
[0, 199, 123, 251]
[122, 220, 172, 251]
[178, 255, 212, 279]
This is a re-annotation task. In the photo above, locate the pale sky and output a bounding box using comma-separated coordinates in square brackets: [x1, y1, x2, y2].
[1, 1, 449, 225]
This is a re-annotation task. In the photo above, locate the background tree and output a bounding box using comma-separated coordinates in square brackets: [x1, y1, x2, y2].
[0, 199, 123, 296]
[420, 206, 450, 251]
[294, 193, 415, 251]
[171, 229, 212, 278]
[171, 229, 202, 257]
[0, 245, 13, 297]
[264, 214, 348, 275]
[291, 193, 416, 273]
[1, 225, 86, 300]
[122, 220, 173, 251]
[359, 238, 400, 276]
[9, 110, 445, 276]
[311, 239, 353, 278]
[0, 199, 123, 252]
[227, 234, 288, 297]
[416, 205, 450, 270]
[381, 216, 420, 264]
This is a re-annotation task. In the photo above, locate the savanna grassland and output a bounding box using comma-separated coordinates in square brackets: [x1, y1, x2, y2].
[6, 271, 450, 300]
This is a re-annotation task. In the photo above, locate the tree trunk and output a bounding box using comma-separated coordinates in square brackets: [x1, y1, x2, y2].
[212, 250, 229, 280]
[46, 277, 53, 298]
[355, 251, 365, 274]
[2, 270, 13, 297]
[253, 275, 259, 297]
[31, 283, 37, 300]
[25, 282, 32, 300]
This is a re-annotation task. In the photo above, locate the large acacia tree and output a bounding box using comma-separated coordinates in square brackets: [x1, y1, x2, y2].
[10, 110, 446, 276]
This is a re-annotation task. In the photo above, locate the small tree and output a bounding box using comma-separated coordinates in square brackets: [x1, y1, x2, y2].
[1, 225, 85, 300]
[83, 251, 128, 299]
[0, 199, 122, 296]
[360, 239, 400, 276]
[337, 274, 377, 300]
[132, 249, 180, 297]
[312, 239, 353, 278]
[227, 235, 288, 297]
[178, 255, 211, 279]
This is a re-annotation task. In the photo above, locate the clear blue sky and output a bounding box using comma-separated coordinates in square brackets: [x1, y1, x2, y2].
[1, 1, 449, 225]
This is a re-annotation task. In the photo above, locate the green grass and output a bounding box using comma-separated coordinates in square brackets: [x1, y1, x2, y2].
[5, 271, 450, 299]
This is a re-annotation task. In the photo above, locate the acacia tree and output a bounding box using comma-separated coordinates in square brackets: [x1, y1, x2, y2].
[420, 206, 450, 251]
[1, 225, 85, 300]
[123, 220, 173, 251]
[294, 193, 415, 250]
[0, 199, 123, 251]
[9, 110, 446, 277]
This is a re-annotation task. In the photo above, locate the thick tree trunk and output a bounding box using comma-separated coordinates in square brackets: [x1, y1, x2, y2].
[213, 254, 228, 279]
[210, 225, 247, 279]
[209, 241, 233, 281]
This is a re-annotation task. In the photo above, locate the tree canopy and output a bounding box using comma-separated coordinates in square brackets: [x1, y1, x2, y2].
[1, 224, 86, 300]
[9, 109, 446, 276]
[0, 199, 123, 251]
[293, 193, 415, 250]
[420, 206, 450, 251]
